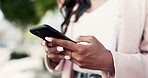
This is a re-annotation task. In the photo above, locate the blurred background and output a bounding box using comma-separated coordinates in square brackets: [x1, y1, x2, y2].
[0, 0, 63, 78]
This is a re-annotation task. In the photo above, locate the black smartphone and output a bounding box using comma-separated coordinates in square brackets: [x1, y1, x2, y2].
[29, 24, 76, 43]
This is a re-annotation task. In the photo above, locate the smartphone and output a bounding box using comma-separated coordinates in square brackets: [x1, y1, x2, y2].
[29, 24, 76, 43]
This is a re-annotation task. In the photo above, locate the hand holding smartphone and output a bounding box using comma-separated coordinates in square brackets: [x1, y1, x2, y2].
[29, 24, 76, 43]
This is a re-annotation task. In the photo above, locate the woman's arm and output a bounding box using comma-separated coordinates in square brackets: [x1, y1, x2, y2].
[44, 55, 64, 72]
[110, 52, 148, 78]
[44, 26, 148, 77]
[110, 5, 148, 78]
[44, 54, 72, 75]
[42, 40, 65, 72]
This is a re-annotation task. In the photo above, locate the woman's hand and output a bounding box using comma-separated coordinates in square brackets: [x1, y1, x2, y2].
[42, 40, 65, 68]
[45, 36, 115, 72]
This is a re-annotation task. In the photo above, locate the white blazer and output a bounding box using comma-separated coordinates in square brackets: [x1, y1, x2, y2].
[45, 0, 148, 78]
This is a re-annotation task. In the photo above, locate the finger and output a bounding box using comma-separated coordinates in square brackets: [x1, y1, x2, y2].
[45, 37, 52, 42]
[45, 37, 60, 47]
[62, 50, 78, 61]
[41, 40, 53, 47]
[45, 37, 80, 52]
[46, 42, 53, 47]
[62, 49, 72, 56]
[63, 51, 73, 60]
[76, 36, 97, 43]
[45, 46, 64, 53]
[41, 40, 47, 46]
[47, 42, 58, 47]
[47, 53, 64, 61]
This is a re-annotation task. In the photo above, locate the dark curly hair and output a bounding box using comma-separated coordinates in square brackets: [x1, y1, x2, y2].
[60, 0, 91, 34]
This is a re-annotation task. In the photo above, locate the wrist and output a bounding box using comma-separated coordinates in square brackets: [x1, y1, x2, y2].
[101, 50, 115, 73]
[46, 55, 60, 69]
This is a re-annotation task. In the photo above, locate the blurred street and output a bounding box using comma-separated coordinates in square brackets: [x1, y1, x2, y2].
[0, 48, 61, 78]
[0, 9, 62, 78]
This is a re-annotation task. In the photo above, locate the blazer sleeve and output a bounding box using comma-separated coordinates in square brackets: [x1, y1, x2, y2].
[107, 4, 148, 78]
[111, 52, 148, 78]
[140, 4, 148, 51]
[44, 55, 64, 73]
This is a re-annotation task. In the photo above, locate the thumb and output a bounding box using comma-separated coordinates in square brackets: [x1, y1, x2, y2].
[76, 36, 97, 43]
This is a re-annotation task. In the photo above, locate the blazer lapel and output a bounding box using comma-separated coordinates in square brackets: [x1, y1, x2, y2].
[117, 0, 146, 53]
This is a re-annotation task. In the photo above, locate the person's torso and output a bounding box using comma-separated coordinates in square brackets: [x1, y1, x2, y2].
[66, 0, 120, 74]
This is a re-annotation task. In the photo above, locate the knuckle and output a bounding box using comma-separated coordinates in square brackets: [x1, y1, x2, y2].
[52, 38, 59, 45]
[88, 36, 95, 40]
[52, 38, 57, 43]
[47, 47, 58, 53]
[77, 47, 85, 52]
[56, 55, 62, 60]
[50, 54, 57, 59]
[62, 41, 69, 47]
[77, 63, 85, 68]
[54, 38, 69, 47]
[76, 57, 85, 64]
[76, 57, 83, 62]
[47, 54, 52, 58]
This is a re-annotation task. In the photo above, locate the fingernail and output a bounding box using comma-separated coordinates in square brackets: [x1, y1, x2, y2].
[41, 41, 46, 46]
[45, 37, 52, 42]
[57, 46, 64, 52]
[77, 42, 88, 45]
[64, 55, 71, 60]
[47, 55, 50, 58]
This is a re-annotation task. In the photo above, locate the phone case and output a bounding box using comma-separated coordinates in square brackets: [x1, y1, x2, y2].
[29, 24, 76, 43]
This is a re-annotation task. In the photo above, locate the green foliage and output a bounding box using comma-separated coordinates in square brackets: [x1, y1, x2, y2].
[35, 0, 57, 17]
[0, 0, 57, 27]
[10, 50, 29, 60]
[0, 0, 38, 26]
[0, 0, 58, 49]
